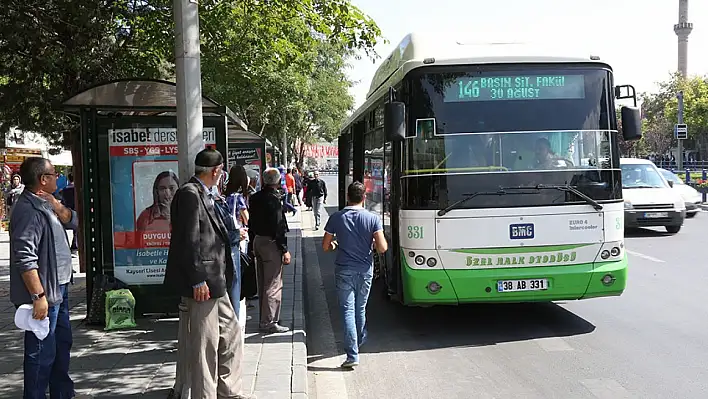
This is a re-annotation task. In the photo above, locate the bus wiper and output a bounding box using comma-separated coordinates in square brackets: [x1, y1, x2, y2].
[501, 184, 603, 211]
[437, 189, 528, 216]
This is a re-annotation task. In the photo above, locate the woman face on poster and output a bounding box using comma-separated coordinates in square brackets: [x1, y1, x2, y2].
[154, 171, 179, 208]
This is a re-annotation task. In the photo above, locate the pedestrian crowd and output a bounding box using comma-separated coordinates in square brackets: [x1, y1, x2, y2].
[9, 149, 386, 399]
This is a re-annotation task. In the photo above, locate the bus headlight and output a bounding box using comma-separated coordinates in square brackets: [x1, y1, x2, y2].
[624, 201, 633, 210]
[601, 274, 616, 286]
[427, 281, 442, 294]
[610, 247, 621, 257]
[600, 250, 610, 259]
[426, 257, 437, 267]
[414, 255, 425, 265]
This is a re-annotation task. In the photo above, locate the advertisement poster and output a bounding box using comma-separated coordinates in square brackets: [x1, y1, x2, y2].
[227, 143, 263, 190]
[109, 127, 216, 285]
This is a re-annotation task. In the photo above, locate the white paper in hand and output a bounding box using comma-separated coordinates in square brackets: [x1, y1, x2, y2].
[14, 304, 50, 340]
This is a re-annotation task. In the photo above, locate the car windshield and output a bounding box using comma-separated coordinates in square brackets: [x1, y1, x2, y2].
[621, 163, 667, 189]
[659, 168, 684, 185]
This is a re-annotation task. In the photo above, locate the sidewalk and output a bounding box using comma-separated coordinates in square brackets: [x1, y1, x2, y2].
[0, 211, 307, 399]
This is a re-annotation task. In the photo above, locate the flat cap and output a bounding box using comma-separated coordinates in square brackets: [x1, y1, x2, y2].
[194, 148, 223, 167]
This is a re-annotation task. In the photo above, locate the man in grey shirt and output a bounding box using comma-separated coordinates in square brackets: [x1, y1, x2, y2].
[10, 157, 89, 398]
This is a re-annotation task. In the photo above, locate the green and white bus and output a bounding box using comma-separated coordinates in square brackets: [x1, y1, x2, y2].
[338, 33, 642, 305]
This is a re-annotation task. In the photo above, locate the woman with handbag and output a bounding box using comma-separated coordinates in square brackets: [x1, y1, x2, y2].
[223, 165, 256, 328]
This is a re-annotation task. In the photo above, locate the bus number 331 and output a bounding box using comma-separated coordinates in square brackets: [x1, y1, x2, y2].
[407, 225, 424, 239]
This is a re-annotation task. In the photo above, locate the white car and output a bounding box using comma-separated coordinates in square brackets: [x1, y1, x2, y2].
[621, 158, 686, 234]
[659, 168, 702, 218]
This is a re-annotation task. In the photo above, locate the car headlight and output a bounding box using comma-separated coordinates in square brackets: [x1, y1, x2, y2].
[624, 201, 633, 210]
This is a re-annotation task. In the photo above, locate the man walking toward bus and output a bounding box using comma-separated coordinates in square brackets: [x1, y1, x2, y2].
[322, 182, 388, 369]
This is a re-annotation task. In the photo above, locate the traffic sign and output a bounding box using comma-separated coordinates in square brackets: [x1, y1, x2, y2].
[675, 124, 688, 140]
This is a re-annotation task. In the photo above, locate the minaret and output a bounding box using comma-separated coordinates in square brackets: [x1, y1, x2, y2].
[674, 0, 693, 76]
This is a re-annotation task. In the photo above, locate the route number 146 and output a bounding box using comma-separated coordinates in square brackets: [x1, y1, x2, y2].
[407, 225, 424, 239]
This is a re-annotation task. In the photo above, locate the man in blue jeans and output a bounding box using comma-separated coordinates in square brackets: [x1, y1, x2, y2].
[10, 157, 91, 398]
[322, 182, 388, 369]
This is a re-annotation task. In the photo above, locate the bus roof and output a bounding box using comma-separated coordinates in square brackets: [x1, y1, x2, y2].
[341, 33, 609, 132]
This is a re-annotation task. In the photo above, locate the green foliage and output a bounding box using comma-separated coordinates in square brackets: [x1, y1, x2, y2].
[198, 0, 379, 154]
[0, 0, 382, 153]
[0, 1, 172, 144]
[640, 73, 708, 155]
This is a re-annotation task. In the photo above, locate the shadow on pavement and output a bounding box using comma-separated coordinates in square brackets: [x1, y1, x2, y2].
[624, 227, 674, 238]
[304, 206, 596, 360]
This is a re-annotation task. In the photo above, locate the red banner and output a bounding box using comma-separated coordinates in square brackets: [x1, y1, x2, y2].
[303, 143, 338, 158]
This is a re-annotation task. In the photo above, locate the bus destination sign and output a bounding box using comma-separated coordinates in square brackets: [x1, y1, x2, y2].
[445, 75, 586, 102]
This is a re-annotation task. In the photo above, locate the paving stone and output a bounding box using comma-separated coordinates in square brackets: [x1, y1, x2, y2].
[0, 219, 308, 397]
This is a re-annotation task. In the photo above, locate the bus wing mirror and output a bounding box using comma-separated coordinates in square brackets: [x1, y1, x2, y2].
[620, 106, 642, 141]
[385, 102, 406, 142]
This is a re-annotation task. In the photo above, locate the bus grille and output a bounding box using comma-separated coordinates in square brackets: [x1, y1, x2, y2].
[632, 204, 673, 210]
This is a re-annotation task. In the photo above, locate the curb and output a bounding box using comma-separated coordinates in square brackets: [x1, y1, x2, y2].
[290, 211, 308, 399]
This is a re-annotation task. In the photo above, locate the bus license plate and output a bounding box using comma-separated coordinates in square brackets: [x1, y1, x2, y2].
[643, 212, 668, 218]
[497, 279, 548, 292]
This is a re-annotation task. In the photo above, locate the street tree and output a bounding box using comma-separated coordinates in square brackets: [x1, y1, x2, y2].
[0, 0, 382, 151]
[641, 117, 673, 156]
[198, 0, 380, 154]
[0, 1, 171, 145]
[640, 73, 708, 157]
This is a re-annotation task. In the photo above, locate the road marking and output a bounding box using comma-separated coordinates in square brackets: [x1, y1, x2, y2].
[580, 378, 634, 398]
[302, 209, 349, 399]
[625, 250, 665, 263]
[535, 337, 574, 352]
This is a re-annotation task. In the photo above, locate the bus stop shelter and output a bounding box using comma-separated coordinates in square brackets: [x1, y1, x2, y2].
[60, 78, 247, 318]
[227, 128, 267, 190]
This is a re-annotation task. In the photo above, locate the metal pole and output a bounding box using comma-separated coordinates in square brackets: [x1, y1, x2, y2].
[173, 0, 203, 397]
[282, 131, 288, 168]
[175, 0, 204, 183]
[677, 91, 684, 170]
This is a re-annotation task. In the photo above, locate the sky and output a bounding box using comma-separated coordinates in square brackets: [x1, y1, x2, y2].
[346, 0, 708, 109]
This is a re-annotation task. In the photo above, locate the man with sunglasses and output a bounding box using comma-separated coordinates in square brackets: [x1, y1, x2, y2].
[9, 157, 92, 398]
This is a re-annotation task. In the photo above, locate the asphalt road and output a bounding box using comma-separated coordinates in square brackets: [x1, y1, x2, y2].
[304, 176, 708, 399]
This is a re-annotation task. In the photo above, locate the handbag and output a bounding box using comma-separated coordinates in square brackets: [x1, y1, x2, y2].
[240, 251, 257, 299]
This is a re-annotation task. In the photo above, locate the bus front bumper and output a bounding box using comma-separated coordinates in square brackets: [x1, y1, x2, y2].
[401, 257, 627, 305]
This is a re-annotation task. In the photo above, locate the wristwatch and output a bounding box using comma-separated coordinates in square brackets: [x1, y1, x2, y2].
[31, 292, 45, 301]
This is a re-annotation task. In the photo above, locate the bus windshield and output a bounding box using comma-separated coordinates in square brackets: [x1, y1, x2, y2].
[401, 66, 621, 210]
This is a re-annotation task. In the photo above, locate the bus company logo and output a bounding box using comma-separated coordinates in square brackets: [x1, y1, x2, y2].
[509, 223, 534, 240]
[466, 251, 578, 267]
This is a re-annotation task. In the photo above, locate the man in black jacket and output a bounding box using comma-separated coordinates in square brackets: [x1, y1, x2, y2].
[164, 149, 253, 399]
[249, 168, 291, 333]
[306, 170, 327, 229]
